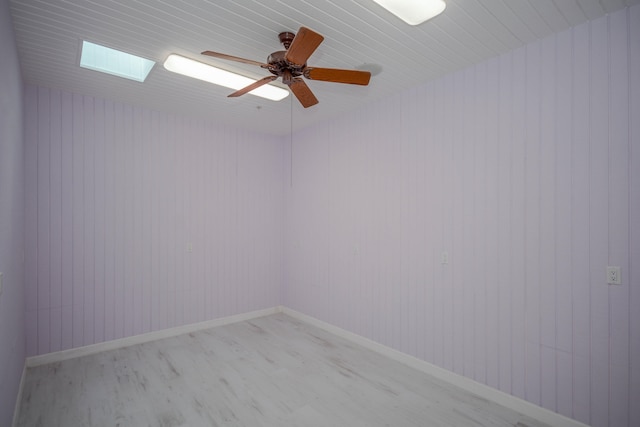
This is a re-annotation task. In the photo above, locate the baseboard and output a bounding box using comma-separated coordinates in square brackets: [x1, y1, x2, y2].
[11, 362, 26, 427]
[281, 307, 589, 427]
[21, 305, 589, 427]
[26, 306, 282, 367]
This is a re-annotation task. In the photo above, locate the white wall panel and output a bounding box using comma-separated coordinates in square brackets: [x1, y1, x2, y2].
[284, 7, 639, 427]
[23, 90, 285, 356]
[0, 0, 25, 423]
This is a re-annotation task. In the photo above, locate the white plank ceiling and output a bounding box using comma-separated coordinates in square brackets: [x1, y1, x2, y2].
[9, 0, 639, 135]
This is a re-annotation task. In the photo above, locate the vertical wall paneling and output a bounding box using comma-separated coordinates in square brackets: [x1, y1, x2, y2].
[83, 95, 95, 346]
[588, 15, 611, 427]
[431, 77, 445, 370]
[403, 86, 414, 357]
[452, 69, 465, 377]
[94, 97, 105, 344]
[140, 109, 151, 333]
[607, 10, 631, 427]
[71, 92, 84, 348]
[103, 99, 115, 342]
[629, 6, 640, 427]
[24, 85, 38, 357]
[0, 0, 26, 420]
[523, 37, 542, 408]
[461, 66, 474, 379]
[484, 54, 500, 392]
[473, 61, 488, 385]
[284, 6, 638, 427]
[554, 27, 574, 419]
[539, 32, 558, 413]
[173, 114, 184, 325]
[131, 108, 141, 328]
[510, 45, 527, 401]
[49, 89, 63, 354]
[570, 18, 592, 425]
[442, 73, 455, 374]
[424, 81, 438, 366]
[60, 91, 74, 351]
[37, 87, 51, 354]
[113, 102, 125, 340]
[497, 50, 513, 396]
[24, 90, 284, 357]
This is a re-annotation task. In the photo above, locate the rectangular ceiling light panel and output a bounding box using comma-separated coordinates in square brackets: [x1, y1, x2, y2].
[372, 0, 446, 25]
[163, 54, 289, 102]
[80, 41, 155, 82]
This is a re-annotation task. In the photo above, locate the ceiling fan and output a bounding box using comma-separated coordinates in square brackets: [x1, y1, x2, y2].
[201, 27, 371, 108]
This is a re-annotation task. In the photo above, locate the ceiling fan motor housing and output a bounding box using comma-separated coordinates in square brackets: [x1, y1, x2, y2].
[267, 51, 305, 79]
[267, 31, 306, 81]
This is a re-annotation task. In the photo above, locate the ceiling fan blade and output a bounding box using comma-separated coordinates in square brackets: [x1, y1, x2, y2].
[289, 78, 319, 108]
[303, 67, 371, 85]
[201, 51, 269, 68]
[228, 75, 278, 98]
[284, 27, 324, 67]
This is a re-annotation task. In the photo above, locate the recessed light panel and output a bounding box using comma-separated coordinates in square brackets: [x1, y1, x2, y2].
[163, 54, 289, 102]
[372, 0, 446, 25]
[80, 41, 155, 82]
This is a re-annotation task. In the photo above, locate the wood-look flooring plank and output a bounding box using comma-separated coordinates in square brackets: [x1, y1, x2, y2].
[16, 314, 551, 426]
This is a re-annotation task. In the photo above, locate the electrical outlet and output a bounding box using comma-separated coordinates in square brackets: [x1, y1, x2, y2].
[607, 266, 621, 285]
[441, 251, 449, 265]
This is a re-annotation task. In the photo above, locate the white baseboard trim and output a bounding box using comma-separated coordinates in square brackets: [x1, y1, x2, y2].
[26, 306, 282, 368]
[281, 307, 589, 427]
[21, 305, 588, 427]
[11, 362, 27, 427]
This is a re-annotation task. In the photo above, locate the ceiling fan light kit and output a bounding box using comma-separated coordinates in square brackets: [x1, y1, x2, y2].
[163, 54, 289, 101]
[372, 0, 446, 25]
[200, 27, 372, 108]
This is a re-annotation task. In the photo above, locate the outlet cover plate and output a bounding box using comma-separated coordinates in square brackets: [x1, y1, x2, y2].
[607, 266, 621, 285]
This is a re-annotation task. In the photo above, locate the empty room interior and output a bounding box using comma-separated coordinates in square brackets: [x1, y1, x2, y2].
[1, 0, 639, 426]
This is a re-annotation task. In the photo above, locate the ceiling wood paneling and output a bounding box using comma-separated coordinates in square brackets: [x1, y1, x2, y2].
[10, 0, 639, 135]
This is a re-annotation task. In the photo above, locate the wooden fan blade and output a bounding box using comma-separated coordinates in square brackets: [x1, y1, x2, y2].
[201, 51, 269, 68]
[289, 78, 319, 108]
[228, 76, 278, 98]
[303, 67, 371, 85]
[284, 27, 324, 67]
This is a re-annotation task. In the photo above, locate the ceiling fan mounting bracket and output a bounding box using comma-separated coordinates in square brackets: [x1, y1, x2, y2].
[278, 31, 296, 49]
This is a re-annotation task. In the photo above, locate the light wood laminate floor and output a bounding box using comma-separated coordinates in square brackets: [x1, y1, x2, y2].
[17, 313, 551, 426]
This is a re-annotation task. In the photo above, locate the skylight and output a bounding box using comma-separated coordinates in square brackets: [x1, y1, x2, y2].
[80, 41, 155, 82]
[372, 0, 446, 25]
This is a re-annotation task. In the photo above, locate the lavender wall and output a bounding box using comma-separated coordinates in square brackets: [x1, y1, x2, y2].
[285, 6, 639, 427]
[0, 0, 25, 425]
[23, 87, 284, 356]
